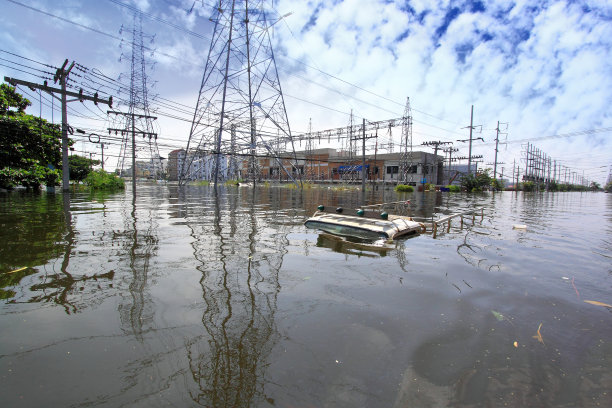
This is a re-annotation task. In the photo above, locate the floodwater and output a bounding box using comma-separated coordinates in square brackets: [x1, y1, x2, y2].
[0, 184, 610, 407]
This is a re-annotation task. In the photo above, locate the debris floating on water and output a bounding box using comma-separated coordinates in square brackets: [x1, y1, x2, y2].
[584, 300, 612, 308]
[491, 310, 505, 321]
[5, 267, 27, 274]
[512, 224, 527, 230]
[533, 323, 545, 344]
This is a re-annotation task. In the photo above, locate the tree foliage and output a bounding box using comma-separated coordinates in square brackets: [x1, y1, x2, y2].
[84, 169, 125, 190]
[69, 155, 100, 182]
[461, 169, 493, 192]
[0, 84, 63, 189]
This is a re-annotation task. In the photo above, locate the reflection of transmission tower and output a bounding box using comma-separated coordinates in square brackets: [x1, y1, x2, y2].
[399, 97, 413, 183]
[178, 188, 283, 406]
[115, 13, 162, 179]
[182, 0, 299, 185]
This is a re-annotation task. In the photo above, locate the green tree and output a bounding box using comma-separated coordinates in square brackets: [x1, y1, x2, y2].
[0, 84, 63, 189]
[491, 178, 504, 191]
[69, 155, 100, 182]
[590, 181, 601, 191]
[461, 169, 493, 192]
[84, 169, 125, 191]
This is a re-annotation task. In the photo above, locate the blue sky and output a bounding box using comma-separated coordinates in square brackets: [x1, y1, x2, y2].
[1, 0, 610, 184]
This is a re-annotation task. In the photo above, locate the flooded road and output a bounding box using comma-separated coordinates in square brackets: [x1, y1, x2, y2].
[1, 184, 611, 407]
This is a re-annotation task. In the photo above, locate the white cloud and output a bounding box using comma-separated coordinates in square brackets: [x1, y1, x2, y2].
[1, 0, 610, 182]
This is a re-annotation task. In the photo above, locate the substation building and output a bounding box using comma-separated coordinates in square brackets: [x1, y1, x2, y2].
[168, 148, 445, 185]
[243, 148, 445, 185]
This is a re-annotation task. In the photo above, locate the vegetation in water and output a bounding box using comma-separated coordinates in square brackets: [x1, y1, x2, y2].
[84, 169, 125, 191]
[0, 84, 63, 190]
[224, 179, 242, 186]
[491, 178, 504, 191]
[394, 184, 414, 192]
[191, 180, 210, 186]
[69, 155, 101, 183]
[445, 184, 461, 192]
[461, 169, 493, 192]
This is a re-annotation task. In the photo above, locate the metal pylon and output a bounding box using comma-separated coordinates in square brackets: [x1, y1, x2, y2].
[182, 0, 300, 186]
[116, 12, 162, 179]
[399, 97, 413, 184]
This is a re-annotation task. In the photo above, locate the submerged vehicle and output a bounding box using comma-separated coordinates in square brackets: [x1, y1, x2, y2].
[304, 202, 425, 241]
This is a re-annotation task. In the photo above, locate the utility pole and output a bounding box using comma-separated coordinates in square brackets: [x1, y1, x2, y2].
[422, 141, 452, 185]
[362, 118, 366, 198]
[444, 147, 458, 184]
[459, 105, 482, 176]
[493, 121, 508, 179]
[5, 61, 113, 191]
[100, 143, 105, 171]
[467, 106, 474, 174]
[108, 110, 157, 196]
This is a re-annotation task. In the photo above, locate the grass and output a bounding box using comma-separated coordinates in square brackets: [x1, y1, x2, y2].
[394, 184, 414, 192]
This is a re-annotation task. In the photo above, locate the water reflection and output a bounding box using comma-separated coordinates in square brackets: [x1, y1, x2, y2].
[0, 192, 116, 312]
[315, 233, 391, 258]
[0, 192, 66, 274]
[117, 195, 159, 339]
[1, 187, 610, 407]
[168, 185, 283, 407]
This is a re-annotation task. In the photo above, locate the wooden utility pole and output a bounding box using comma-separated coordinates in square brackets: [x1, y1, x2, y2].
[108, 110, 157, 197]
[5, 60, 113, 191]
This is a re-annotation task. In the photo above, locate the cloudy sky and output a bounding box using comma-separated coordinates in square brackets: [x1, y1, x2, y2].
[1, 0, 610, 184]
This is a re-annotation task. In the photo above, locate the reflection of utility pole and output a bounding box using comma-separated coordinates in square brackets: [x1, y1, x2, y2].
[108, 110, 157, 196]
[5, 60, 113, 191]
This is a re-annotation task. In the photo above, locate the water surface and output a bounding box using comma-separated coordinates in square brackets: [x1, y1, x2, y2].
[1, 185, 610, 407]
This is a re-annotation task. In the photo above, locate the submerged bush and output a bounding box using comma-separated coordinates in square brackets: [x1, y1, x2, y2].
[192, 180, 210, 186]
[84, 170, 125, 190]
[395, 184, 414, 192]
[445, 184, 461, 192]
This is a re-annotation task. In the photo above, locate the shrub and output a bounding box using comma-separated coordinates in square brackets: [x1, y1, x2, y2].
[491, 178, 504, 191]
[522, 181, 535, 192]
[395, 184, 414, 192]
[84, 170, 125, 191]
[445, 184, 461, 192]
[192, 180, 210, 186]
[461, 170, 492, 192]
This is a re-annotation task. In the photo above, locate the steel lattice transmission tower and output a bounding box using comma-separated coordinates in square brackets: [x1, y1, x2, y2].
[182, 0, 299, 185]
[399, 97, 413, 183]
[116, 12, 161, 179]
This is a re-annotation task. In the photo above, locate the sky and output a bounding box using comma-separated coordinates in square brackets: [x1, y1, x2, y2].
[1, 0, 611, 184]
